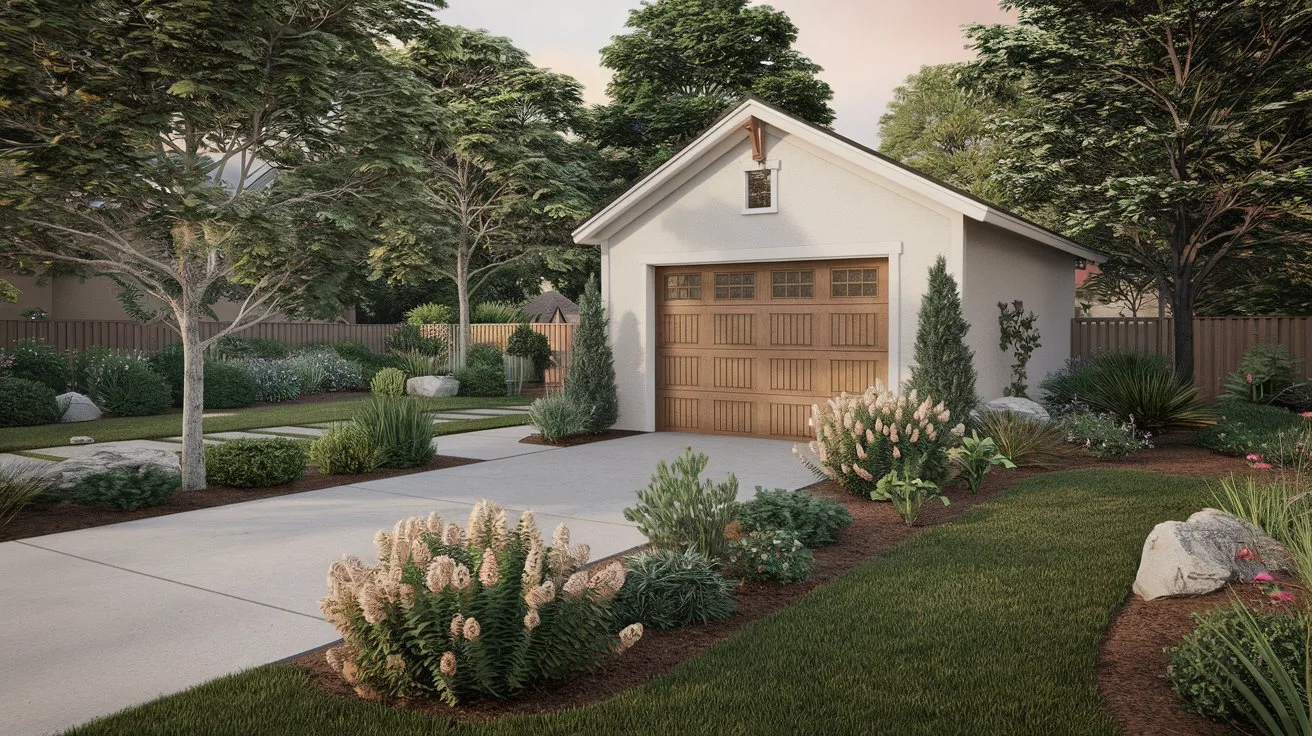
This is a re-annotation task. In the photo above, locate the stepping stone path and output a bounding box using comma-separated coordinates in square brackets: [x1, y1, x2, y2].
[11, 407, 530, 470]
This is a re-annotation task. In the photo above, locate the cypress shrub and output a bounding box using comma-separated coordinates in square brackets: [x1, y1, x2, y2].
[907, 256, 978, 425]
[566, 277, 618, 434]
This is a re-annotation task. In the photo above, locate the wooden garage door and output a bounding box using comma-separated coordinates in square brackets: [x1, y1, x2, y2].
[656, 258, 888, 439]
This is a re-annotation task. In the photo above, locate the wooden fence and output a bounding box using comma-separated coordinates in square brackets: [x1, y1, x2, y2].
[1071, 316, 1312, 402]
[467, 323, 575, 386]
[0, 319, 401, 353]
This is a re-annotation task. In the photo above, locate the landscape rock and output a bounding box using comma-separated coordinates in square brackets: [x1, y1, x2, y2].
[58, 392, 102, 423]
[977, 396, 1050, 424]
[48, 449, 183, 490]
[406, 375, 459, 398]
[1133, 508, 1293, 601]
[69, 436, 96, 445]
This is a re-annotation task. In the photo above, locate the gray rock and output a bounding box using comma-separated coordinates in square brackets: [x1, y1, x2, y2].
[69, 436, 96, 445]
[48, 449, 182, 490]
[406, 375, 459, 398]
[978, 396, 1050, 423]
[1133, 508, 1292, 601]
[58, 392, 102, 423]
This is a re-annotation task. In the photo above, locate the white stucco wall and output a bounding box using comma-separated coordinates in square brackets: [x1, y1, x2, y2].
[599, 128, 963, 432]
[961, 219, 1078, 401]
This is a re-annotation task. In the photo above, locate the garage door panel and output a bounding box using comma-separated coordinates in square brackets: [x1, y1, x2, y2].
[656, 258, 887, 439]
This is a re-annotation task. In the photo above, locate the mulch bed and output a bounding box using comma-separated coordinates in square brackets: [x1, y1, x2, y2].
[1, 454, 480, 542]
[519, 429, 646, 447]
[295, 435, 1252, 723]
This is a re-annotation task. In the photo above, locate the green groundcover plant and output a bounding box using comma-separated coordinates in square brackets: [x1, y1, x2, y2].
[725, 529, 814, 583]
[947, 432, 1015, 493]
[319, 502, 642, 704]
[610, 549, 736, 630]
[65, 469, 180, 510]
[737, 488, 852, 546]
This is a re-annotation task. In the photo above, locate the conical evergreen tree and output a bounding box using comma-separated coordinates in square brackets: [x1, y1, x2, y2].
[908, 256, 978, 423]
[567, 277, 619, 433]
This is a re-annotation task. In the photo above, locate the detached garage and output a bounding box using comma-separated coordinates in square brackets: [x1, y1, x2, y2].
[573, 99, 1102, 440]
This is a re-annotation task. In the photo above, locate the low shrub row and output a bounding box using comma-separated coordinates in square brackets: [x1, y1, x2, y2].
[1197, 399, 1311, 468]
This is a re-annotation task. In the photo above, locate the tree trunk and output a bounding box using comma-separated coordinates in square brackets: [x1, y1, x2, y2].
[1170, 286, 1195, 382]
[178, 311, 208, 491]
[456, 249, 471, 369]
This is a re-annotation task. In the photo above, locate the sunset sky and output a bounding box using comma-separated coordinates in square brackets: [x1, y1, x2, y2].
[440, 0, 1016, 147]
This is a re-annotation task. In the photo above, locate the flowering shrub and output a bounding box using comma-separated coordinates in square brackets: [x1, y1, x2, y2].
[320, 502, 641, 704]
[797, 386, 964, 497]
[1198, 400, 1312, 469]
[245, 359, 302, 403]
[725, 529, 813, 583]
[1058, 412, 1152, 458]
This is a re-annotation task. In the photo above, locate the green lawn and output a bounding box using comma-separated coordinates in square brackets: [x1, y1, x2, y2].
[65, 469, 1209, 736]
[0, 396, 530, 453]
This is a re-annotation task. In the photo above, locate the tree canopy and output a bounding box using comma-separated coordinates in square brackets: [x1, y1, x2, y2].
[0, 0, 441, 488]
[967, 0, 1312, 374]
[878, 63, 1016, 204]
[367, 26, 605, 353]
[589, 0, 834, 177]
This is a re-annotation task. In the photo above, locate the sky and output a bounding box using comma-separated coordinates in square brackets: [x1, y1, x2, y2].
[439, 0, 1016, 148]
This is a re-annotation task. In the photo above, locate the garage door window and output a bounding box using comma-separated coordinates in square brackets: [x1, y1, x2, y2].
[714, 272, 756, 300]
[771, 270, 813, 298]
[665, 274, 702, 300]
[831, 268, 879, 297]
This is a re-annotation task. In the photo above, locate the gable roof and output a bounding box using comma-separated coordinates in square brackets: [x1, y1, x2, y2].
[523, 290, 578, 323]
[572, 98, 1103, 262]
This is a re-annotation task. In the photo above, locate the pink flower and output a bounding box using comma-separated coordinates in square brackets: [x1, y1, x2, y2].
[1253, 572, 1275, 582]
[1301, 412, 1312, 419]
[1270, 590, 1295, 604]
[1254, 462, 1274, 470]
[1246, 453, 1263, 462]
[1246, 373, 1255, 384]
[1236, 547, 1254, 561]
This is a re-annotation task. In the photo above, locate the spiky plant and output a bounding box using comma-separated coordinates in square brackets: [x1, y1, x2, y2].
[320, 502, 642, 705]
[566, 277, 618, 434]
[908, 256, 978, 424]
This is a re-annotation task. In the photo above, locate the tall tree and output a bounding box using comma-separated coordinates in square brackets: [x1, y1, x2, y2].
[567, 277, 618, 433]
[968, 0, 1312, 377]
[908, 256, 978, 423]
[590, 0, 835, 177]
[878, 64, 1015, 203]
[0, 0, 436, 489]
[1080, 258, 1163, 317]
[369, 27, 604, 359]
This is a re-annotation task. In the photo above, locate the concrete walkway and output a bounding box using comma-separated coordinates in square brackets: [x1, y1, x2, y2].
[0, 430, 814, 736]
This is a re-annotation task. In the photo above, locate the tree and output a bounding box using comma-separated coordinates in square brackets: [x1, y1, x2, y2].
[590, 0, 834, 177]
[0, 0, 437, 489]
[1081, 258, 1162, 318]
[567, 277, 618, 433]
[878, 64, 1014, 203]
[0, 279, 16, 304]
[968, 0, 1312, 378]
[369, 27, 604, 360]
[908, 256, 978, 422]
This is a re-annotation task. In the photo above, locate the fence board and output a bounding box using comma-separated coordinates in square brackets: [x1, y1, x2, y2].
[0, 320, 400, 353]
[1071, 316, 1312, 402]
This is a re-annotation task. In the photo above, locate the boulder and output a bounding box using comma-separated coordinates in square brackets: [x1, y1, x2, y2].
[48, 449, 182, 490]
[58, 392, 102, 423]
[406, 375, 459, 398]
[69, 436, 95, 445]
[1133, 508, 1293, 601]
[978, 396, 1050, 424]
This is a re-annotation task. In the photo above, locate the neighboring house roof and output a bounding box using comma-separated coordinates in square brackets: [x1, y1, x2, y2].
[523, 291, 579, 323]
[572, 97, 1104, 262]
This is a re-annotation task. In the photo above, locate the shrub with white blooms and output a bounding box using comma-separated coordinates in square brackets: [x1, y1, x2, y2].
[320, 501, 641, 705]
[796, 385, 965, 498]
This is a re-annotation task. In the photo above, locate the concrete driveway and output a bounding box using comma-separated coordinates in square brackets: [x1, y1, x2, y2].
[0, 430, 815, 736]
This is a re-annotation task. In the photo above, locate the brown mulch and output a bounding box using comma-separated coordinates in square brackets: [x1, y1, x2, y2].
[0, 454, 480, 542]
[519, 429, 646, 448]
[1099, 580, 1303, 736]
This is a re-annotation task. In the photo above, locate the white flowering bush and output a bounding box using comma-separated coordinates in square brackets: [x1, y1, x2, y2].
[797, 385, 965, 498]
[725, 529, 813, 583]
[320, 501, 642, 705]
